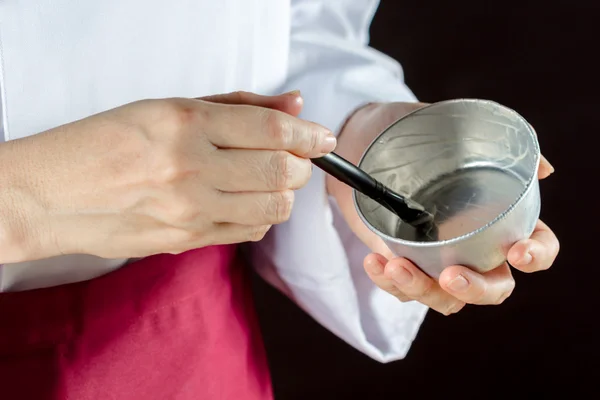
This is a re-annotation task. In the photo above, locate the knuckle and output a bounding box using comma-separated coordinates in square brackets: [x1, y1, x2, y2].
[539, 262, 552, 272]
[171, 200, 199, 225]
[248, 225, 271, 242]
[157, 99, 197, 132]
[549, 241, 560, 261]
[306, 126, 320, 154]
[495, 282, 516, 305]
[538, 257, 553, 271]
[172, 103, 197, 130]
[394, 293, 412, 302]
[152, 151, 186, 184]
[469, 282, 489, 304]
[266, 191, 294, 223]
[411, 278, 435, 301]
[294, 159, 312, 189]
[554, 240, 561, 256]
[472, 290, 487, 304]
[163, 227, 198, 252]
[441, 301, 465, 316]
[229, 91, 245, 103]
[231, 91, 251, 103]
[268, 151, 293, 190]
[155, 192, 203, 228]
[382, 285, 405, 299]
[263, 110, 291, 148]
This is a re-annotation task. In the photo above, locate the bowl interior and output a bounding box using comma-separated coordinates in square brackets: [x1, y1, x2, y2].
[355, 99, 540, 243]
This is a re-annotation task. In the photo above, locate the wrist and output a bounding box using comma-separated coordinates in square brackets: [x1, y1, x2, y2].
[335, 102, 380, 139]
[0, 138, 57, 263]
[325, 102, 386, 197]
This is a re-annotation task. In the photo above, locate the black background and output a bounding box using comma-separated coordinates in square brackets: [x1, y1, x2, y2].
[253, 1, 599, 398]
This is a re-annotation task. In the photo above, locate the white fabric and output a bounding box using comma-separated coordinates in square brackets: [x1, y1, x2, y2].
[0, 0, 428, 362]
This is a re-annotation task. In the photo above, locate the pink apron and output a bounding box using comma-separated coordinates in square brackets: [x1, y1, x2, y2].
[0, 245, 273, 400]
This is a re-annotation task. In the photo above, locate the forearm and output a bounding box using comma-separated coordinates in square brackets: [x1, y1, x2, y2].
[0, 124, 83, 263]
[0, 138, 49, 263]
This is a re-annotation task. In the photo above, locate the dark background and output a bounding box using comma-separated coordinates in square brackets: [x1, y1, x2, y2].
[253, 1, 599, 398]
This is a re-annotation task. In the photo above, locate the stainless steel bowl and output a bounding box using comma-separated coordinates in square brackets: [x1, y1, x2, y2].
[353, 99, 541, 279]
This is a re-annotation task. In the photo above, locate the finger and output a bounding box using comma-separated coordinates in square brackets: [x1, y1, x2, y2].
[207, 223, 273, 245]
[538, 154, 555, 179]
[199, 101, 336, 158]
[507, 220, 559, 273]
[210, 149, 312, 192]
[199, 90, 304, 117]
[439, 263, 515, 305]
[383, 258, 465, 315]
[211, 190, 295, 225]
[363, 253, 411, 302]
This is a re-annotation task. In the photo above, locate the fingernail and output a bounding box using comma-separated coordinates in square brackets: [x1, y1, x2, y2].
[320, 133, 337, 154]
[519, 251, 533, 265]
[447, 274, 469, 292]
[285, 90, 301, 96]
[392, 266, 413, 286]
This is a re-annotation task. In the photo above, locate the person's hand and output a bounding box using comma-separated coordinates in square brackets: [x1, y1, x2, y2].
[327, 102, 559, 315]
[0, 91, 335, 263]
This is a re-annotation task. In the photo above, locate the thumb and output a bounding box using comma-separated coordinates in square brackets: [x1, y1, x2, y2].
[198, 90, 304, 117]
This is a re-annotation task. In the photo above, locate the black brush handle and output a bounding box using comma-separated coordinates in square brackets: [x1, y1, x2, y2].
[312, 152, 434, 230]
[311, 152, 388, 204]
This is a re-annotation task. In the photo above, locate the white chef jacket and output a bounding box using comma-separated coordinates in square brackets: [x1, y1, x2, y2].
[0, 0, 428, 363]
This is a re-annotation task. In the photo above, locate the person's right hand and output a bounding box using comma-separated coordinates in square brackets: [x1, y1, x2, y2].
[0, 91, 335, 263]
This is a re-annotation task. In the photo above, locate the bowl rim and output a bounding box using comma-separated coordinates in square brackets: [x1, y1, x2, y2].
[352, 98, 541, 248]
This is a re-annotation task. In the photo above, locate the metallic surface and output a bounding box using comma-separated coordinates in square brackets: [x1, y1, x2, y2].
[353, 99, 541, 278]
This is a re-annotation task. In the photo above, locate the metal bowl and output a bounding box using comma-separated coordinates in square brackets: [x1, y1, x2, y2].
[353, 99, 541, 279]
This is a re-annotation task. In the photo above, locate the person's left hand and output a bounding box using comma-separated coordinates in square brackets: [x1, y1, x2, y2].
[327, 102, 560, 316]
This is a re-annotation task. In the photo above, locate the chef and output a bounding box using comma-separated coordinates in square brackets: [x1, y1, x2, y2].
[0, 1, 559, 399]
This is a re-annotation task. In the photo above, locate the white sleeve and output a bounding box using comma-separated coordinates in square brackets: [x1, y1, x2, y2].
[250, 0, 429, 363]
